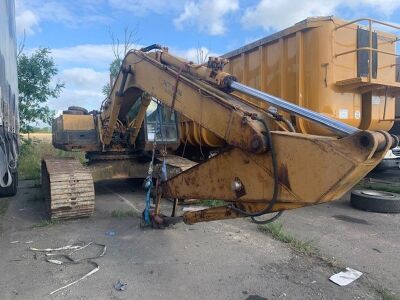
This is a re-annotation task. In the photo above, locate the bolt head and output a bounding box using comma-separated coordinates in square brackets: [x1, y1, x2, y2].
[231, 180, 242, 192]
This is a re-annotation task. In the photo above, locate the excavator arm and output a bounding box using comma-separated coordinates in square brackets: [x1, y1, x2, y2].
[100, 47, 268, 153]
[96, 46, 397, 224]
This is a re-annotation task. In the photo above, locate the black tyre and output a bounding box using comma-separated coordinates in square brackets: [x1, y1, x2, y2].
[350, 189, 400, 213]
[68, 106, 88, 114]
[0, 171, 18, 197]
[63, 110, 84, 115]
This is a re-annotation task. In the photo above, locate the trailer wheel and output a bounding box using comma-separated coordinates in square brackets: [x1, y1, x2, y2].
[0, 171, 18, 197]
[350, 189, 400, 213]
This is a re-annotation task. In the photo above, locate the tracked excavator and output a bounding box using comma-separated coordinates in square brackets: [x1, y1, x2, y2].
[42, 43, 398, 225]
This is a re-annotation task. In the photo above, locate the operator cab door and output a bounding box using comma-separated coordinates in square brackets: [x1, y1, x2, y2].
[142, 99, 180, 151]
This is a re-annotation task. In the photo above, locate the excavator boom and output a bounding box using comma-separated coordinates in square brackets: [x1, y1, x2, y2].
[94, 47, 395, 224]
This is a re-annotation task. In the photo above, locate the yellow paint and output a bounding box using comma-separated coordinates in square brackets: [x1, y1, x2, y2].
[224, 17, 399, 136]
[61, 115, 95, 131]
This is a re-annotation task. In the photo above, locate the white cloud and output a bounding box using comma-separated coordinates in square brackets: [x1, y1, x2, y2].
[174, 0, 239, 35]
[171, 46, 219, 63]
[51, 44, 116, 70]
[50, 68, 108, 112]
[61, 68, 109, 90]
[15, 0, 111, 36]
[44, 44, 219, 113]
[241, 0, 400, 31]
[358, 0, 400, 16]
[29, 44, 117, 113]
[15, 0, 40, 36]
[51, 43, 145, 70]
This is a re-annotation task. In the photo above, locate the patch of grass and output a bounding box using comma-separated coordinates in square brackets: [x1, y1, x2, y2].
[259, 220, 345, 272]
[258, 221, 316, 255]
[18, 138, 86, 180]
[323, 255, 341, 269]
[111, 209, 139, 218]
[357, 179, 400, 194]
[0, 199, 10, 216]
[375, 287, 398, 300]
[32, 218, 59, 228]
[198, 200, 225, 207]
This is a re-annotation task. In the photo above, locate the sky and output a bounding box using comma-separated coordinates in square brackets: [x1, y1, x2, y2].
[14, 0, 400, 116]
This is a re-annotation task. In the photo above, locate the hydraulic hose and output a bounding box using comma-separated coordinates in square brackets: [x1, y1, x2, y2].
[228, 118, 282, 224]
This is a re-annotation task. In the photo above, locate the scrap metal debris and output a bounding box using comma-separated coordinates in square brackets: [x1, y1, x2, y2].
[49, 261, 100, 295]
[47, 259, 63, 265]
[329, 267, 363, 286]
[29, 241, 106, 295]
[113, 279, 128, 291]
[29, 242, 88, 252]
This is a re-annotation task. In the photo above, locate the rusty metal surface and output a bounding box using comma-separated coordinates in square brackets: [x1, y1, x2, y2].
[42, 158, 95, 220]
[160, 155, 197, 171]
[88, 155, 197, 182]
[162, 130, 391, 224]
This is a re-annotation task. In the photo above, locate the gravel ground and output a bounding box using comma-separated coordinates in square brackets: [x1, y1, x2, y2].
[0, 179, 396, 300]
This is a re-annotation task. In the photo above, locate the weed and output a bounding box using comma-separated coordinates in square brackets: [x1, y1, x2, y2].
[375, 287, 398, 300]
[259, 220, 347, 273]
[32, 218, 59, 228]
[258, 221, 316, 255]
[323, 255, 340, 269]
[18, 138, 86, 180]
[0, 199, 10, 216]
[198, 200, 225, 207]
[357, 179, 400, 194]
[111, 209, 139, 218]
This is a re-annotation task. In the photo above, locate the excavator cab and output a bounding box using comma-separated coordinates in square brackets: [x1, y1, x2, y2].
[128, 98, 180, 151]
[143, 100, 179, 144]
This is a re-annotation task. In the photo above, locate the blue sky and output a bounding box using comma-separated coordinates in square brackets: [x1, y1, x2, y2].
[15, 0, 400, 115]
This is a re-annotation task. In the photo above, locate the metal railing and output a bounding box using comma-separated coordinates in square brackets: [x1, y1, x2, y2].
[335, 18, 400, 82]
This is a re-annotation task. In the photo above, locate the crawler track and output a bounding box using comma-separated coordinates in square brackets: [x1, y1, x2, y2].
[41, 158, 95, 220]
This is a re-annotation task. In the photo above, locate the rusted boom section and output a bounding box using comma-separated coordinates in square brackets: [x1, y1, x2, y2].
[41, 158, 95, 220]
[162, 130, 392, 224]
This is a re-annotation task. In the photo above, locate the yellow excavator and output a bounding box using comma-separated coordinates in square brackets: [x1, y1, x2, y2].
[42, 17, 400, 226]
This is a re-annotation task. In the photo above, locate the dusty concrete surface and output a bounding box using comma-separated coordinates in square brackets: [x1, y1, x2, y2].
[0, 179, 396, 299]
[280, 169, 400, 296]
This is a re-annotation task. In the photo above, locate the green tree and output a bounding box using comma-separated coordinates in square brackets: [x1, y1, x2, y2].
[17, 48, 64, 133]
[102, 26, 138, 97]
[102, 57, 122, 97]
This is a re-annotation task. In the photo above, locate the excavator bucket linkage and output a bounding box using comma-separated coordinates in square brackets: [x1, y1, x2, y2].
[162, 130, 392, 224]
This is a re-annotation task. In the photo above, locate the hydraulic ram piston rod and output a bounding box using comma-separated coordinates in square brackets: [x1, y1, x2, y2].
[229, 81, 359, 137]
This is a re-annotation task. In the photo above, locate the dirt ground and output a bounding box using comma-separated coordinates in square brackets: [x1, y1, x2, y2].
[0, 175, 399, 300]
